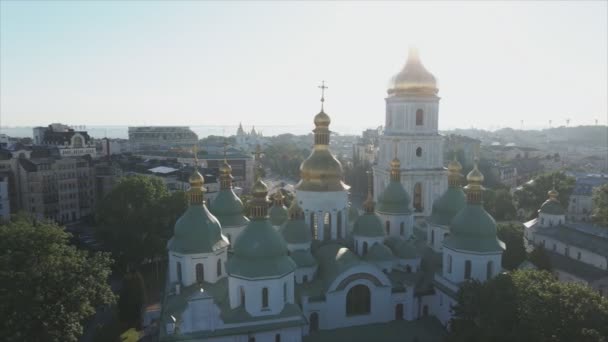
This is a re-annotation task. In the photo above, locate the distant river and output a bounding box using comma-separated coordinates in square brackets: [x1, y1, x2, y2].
[0, 124, 370, 139]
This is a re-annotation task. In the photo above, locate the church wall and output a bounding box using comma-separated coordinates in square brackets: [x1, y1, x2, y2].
[427, 223, 449, 252]
[533, 233, 607, 270]
[353, 236, 385, 256]
[228, 273, 295, 316]
[296, 190, 349, 241]
[433, 289, 456, 328]
[195, 326, 302, 342]
[376, 212, 414, 239]
[538, 213, 566, 228]
[169, 249, 228, 287]
[442, 248, 502, 283]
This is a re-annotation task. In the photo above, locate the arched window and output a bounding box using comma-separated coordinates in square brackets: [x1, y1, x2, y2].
[309, 312, 319, 333]
[275, 334, 281, 342]
[385, 221, 390, 235]
[447, 255, 452, 274]
[414, 183, 423, 212]
[486, 261, 493, 280]
[400, 222, 405, 236]
[73, 136, 83, 148]
[283, 283, 287, 302]
[362, 242, 368, 256]
[195, 263, 204, 283]
[416, 109, 424, 126]
[262, 288, 269, 308]
[240, 286, 246, 307]
[431, 229, 435, 244]
[465, 260, 472, 280]
[346, 285, 371, 316]
[395, 304, 404, 320]
[310, 213, 317, 240]
[177, 262, 183, 284]
[416, 147, 422, 157]
[337, 211, 342, 238]
[248, 337, 255, 342]
[422, 305, 429, 316]
[541, 218, 545, 225]
[303, 275, 308, 283]
[324, 212, 331, 240]
[217, 259, 222, 276]
[405, 265, 412, 273]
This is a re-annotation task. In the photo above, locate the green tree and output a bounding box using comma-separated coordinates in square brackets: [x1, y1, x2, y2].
[0, 216, 115, 342]
[449, 270, 608, 342]
[513, 171, 575, 220]
[95, 175, 187, 270]
[591, 183, 608, 226]
[528, 245, 552, 271]
[497, 223, 526, 270]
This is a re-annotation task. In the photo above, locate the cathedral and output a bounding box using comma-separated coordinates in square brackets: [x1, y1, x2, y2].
[159, 49, 505, 342]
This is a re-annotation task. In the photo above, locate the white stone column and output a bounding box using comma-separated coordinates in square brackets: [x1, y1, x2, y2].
[317, 213, 324, 241]
[330, 212, 336, 240]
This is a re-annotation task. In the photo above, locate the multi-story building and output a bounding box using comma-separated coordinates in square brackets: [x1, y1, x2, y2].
[568, 173, 608, 222]
[33, 123, 96, 158]
[18, 156, 96, 223]
[0, 174, 10, 221]
[128, 126, 198, 151]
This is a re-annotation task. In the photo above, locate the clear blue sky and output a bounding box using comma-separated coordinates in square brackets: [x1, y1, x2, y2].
[1, 1, 606, 131]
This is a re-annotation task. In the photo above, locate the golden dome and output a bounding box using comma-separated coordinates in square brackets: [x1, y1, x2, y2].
[189, 170, 204, 188]
[548, 189, 559, 200]
[252, 179, 268, 197]
[467, 165, 484, 184]
[314, 111, 331, 128]
[219, 160, 232, 174]
[388, 47, 438, 96]
[390, 157, 401, 170]
[297, 149, 348, 191]
[448, 158, 463, 174]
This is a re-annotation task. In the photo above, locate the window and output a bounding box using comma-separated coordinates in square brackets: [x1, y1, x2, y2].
[416, 147, 422, 157]
[303, 275, 308, 282]
[464, 260, 471, 280]
[309, 312, 319, 333]
[217, 259, 222, 276]
[577, 252, 581, 260]
[337, 212, 342, 238]
[416, 109, 424, 126]
[283, 283, 287, 302]
[431, 229, 435, 245]
[400, 222, 405, 236]
[553, 243, 556, 251]
[541, 218, 544, 225]
[565, 246, 569, 257]
[362, 242, 368, 256]
[447, 255, 452, 274]
[422, 305, 429, 316]
[275, 334, 281, 342]
[395, 304, 404, 320]
[177, 262, 183, 284]
[248, 337, 255, 342]
[346, 285, 371, 316]
[262, 288, 269, 308]
[196, 263, 204, 283]
[240, 286, 246, 307]
[486, 261, 493, 280]
[414, 183, 423, 212]
[310, 213, 317, 240]
[324, 212, 331, 240]
[406, 265, 412, 273]
[385, 221, 390, 235]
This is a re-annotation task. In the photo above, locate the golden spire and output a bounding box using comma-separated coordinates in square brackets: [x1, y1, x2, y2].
[388, 46, 438, 96]
[390, 139, 401, 182]
[548, 175, 559, 201]
[249, 178, 270, 219]
[313, 80, 331, 143]
[465, 156, 484, 204]
[447, 150, 463, 187]
[188, 145, 205, 204]
[363, 170, 375, 213]
[219, 141, 233, 190]
[319, 80, 328, 112]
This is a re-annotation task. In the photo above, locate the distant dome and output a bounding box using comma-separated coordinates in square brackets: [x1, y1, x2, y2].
[387, 48, 438, 96]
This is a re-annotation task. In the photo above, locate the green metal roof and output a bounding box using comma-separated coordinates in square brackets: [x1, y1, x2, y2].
[290, 249, 318, 268]
[429, 187, 466, 226]
[539, 199, 566, 215]
[227, 219, 296, 278]
[546, 251, 608, 282]
[364, 243, 394, 261]
[348, 205, 360, 222]
[394, 240, 418, 259]
[376, 180, 412, 215]
[168, 204, 229, 254]
[210, 189, 249, 227]
[352, 213, 385, 237]
[444, 204, 504, 253]
[314, 243, 363, 290]
[282, 217, 312, 244]
[269, 204, 289, 226]
[536, 224, 608, 258]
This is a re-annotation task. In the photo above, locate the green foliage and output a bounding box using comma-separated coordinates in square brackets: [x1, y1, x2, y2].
[484, 188, 516, 221]
[449, 270, 608, 342]
[513, 171, 575, 220]
[343, 159, 372, 197]
[95, 175, 188, 270]
[262, 141, 310, 179]
[528, 245, 552, 271]
[497, 223, 526, 269]
[118, 272, 145, 329]
[0, 217, 116, 342]
[591, 183, 608, 226]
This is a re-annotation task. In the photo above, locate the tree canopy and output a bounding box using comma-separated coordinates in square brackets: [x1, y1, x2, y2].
[448, 270, 608, 342]
[496, 223, 526, 269]
[95, 175, 187, 269]
[592, 183, 608, 226]
[484, 188, 517, 221]
[0, 216, 115, 342]
[513, 171, 575, 220]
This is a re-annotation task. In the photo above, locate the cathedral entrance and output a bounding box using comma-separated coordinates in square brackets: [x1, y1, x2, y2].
[346, 284, 371, 316]
[309, 312, 319, 333]
[395, 304, 404, 320]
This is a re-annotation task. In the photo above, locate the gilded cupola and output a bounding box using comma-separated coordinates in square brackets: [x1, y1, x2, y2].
[387, 47, 438, 97]
[296, 83, 349, 192]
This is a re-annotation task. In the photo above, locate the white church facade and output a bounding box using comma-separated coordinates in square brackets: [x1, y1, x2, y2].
[158, 49, 504, 342]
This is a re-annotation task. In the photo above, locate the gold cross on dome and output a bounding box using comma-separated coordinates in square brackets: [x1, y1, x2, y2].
[318, 80, 328, 111]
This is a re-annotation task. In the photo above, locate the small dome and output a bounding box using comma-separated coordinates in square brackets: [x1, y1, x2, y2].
[314, 111, 331, 127]
[219, 160, 232, 174]
[388, 48, 438, 96]
[269, 203, 289, 226]
[289, 249, 317, 268]
[394, 240, 417, 259]
[252, 178, 268, 197]
[467, 165, 484, 184]
[168, 205, 228, 254]
[377, 179, 411, 215]
[282, 217, 311, 244]
[348, 204, 360, 222]
[390, 157, 401, 170]
[297, 149, 348, 192]
[447, 158, 463, 173]
[365, 243, 394, 261]
[539, 197, 565, 215]
[189, 170, 204, 188]
[429, 187, 466, 226]
[445, 205, 504, 253]
[353, 213, 385, 237]
[211, 189, 249, 227]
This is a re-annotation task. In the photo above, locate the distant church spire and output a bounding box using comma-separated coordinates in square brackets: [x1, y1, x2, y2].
[318, 80, 328, 111]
